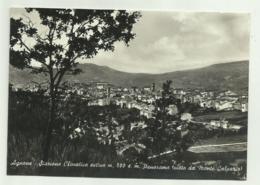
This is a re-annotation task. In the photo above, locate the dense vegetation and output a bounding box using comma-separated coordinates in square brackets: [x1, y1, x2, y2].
[7, 82, 247, 179]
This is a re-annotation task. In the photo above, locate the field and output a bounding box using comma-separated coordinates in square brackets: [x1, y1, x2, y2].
[182, 150, 247, 164]
[193, 134, 247, 146]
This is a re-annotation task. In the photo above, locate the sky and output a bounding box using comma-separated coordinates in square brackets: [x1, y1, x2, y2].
[10, 9, 250, 74]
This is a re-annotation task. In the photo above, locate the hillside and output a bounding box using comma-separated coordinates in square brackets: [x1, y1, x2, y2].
[9, 60, 249, 91]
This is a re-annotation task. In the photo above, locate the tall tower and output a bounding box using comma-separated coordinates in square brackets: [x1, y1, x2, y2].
[151, 83, 155, 92]
[107, 87, 111, 98]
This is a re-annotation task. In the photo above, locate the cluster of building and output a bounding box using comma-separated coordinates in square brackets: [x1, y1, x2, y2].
[81, 82, 248, 115]
[192, 119, 244, 131]
[172, 89, 248, 112]
[11, 81, 248, 116]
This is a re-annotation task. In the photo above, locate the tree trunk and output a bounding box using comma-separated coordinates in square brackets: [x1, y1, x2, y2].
[42, 79, 56, 161]
[43, 96, 56, 161]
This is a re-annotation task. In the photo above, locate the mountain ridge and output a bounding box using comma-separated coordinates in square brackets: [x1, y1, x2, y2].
[9, 60, 249, 91]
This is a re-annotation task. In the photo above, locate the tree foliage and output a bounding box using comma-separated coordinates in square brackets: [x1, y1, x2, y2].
[10, 8, 141, 160]
[10, 8, 141, 92]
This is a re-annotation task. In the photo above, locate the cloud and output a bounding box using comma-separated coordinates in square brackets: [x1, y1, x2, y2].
[10, 9, 250, 73]
[86, 11, 250, 73]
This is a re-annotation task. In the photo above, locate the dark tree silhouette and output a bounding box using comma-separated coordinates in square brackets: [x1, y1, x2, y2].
[10, 8, 141, 160]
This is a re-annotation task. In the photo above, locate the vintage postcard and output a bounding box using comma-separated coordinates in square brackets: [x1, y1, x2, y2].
[7, 8, 249, 180]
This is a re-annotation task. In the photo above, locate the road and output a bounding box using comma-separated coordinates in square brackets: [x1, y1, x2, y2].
[148, 142, 247, 159]
[189, 142, 247, 149]
[188, 142, 247, 153]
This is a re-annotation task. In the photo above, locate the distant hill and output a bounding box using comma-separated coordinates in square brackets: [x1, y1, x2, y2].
[9, 60, 249, 91]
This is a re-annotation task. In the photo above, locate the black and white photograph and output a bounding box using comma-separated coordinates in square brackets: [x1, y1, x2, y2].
[7, 8, 250, 180]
